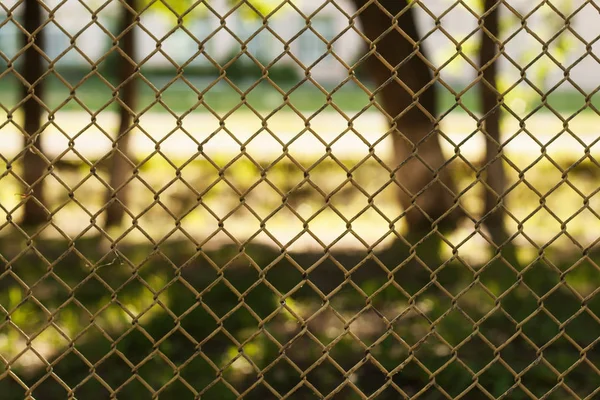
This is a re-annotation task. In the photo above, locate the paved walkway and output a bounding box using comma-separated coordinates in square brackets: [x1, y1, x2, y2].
[1, 110, 599, 162]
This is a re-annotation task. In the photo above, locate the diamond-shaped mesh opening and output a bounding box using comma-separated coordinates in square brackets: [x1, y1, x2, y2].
[264, 257, 304, 294]
[522, 310, 561, 349]
[564, 361, 600, 398]
[30, 374, 71, 399]
[305, 357, 346, 396]
[565, 310, 600, 348]
[242, 281, 280, 320]
[113, 377, 154, 399]
[521, 361, 561, 398]
[136, 352, 177, 391]
[73, 374, 112, 399]
[433, 359, 475, 397]
[200, 379, 238, 399]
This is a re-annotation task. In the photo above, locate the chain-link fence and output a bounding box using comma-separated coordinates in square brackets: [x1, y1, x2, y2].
[1, 0, 600, 398]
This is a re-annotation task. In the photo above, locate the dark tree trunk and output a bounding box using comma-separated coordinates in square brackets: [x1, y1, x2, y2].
[352, 0, 463, 236]
[20, 0, 48, 227]
[105, 0, 138, 228]
[479, 0, 511, 251]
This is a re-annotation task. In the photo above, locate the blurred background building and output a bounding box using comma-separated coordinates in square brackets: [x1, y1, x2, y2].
[1, 0, 600, 90]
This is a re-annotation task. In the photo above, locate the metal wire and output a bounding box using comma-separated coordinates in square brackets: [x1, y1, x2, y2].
[0, 0, 599, 399]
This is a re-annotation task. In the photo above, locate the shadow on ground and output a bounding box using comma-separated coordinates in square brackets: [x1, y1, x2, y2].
[0, 234, 599, 399]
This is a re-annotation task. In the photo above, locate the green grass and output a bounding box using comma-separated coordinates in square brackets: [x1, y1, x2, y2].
[1, 71, 599, 115]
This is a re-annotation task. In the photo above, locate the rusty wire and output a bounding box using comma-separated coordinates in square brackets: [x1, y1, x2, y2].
[0, 0, 599, 399]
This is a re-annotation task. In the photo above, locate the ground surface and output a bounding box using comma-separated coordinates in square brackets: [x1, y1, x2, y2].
[1, 76, 600, 398]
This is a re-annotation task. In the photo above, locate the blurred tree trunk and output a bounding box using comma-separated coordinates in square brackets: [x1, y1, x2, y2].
[20, 0, 48, 226]
[479, 0, 512, 251]
[105, 0, 138, 228]
[352, 0, 463, 236]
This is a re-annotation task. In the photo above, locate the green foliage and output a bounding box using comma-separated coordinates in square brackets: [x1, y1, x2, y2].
[236, 0, 289, 19]
[430, 0, 576, 115]
[497, 0, 575, 113]
[141, 0, 209, 21]
[141, 0, 291, 22]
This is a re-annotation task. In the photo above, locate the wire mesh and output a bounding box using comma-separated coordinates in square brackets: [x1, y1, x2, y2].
[1, 0, 600, 398]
